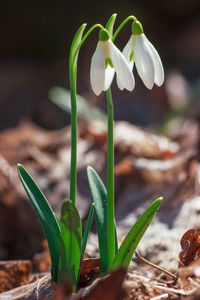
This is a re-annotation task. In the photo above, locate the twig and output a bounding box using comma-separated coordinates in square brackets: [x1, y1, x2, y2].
[135, 251, 177, 280]
[150, 294, 169, 300]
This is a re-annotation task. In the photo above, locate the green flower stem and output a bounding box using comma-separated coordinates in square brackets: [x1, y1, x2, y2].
[72, 24, 104, 65]
[106, 88, 115, 269]
[69, 23, 104, 205]
[105, 15, 137, 263]
[112, 15, 137, 42]
[69, 64, 77, 205]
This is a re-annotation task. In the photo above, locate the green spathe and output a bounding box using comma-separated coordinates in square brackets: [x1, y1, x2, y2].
[132, 20, 143, 35]
[99, 28, 110, 41]
[106, 13, 117, 37]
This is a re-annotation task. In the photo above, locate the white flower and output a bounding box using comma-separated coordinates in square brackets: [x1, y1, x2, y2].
[90, 39, 135, 96]
[122, 33, 164, 89]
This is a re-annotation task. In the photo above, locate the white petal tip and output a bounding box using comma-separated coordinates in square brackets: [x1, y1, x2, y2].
[144, 82, 154, 90]
[126, 83, 135, 92]
[155, 74, 165, 87]
[92, 88, 102, 96]
[156, 81, 164, 87]
[118, 86, 125, 91]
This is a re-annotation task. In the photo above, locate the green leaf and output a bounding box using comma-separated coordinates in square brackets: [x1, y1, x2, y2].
[49, 86, 107, 123]
[58, 200, 82, 290]
[81, 203, 94, 259]
[112, 197, 163, 270]
[87, 166, 118, 273]
[17, 164, 60, 282]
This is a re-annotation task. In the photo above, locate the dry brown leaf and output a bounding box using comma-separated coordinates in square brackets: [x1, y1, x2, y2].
[0, 274, 52, 300]
[83, 121, 179, 159]
[83, 121, 107, 146]
[0, 260, 31, 293]
[78, 258, 100, 287]
[0, 122, 67, 165]
[73, 268, 126, 300]
[33, 240, 51, 273]
[114, 121, 179, 160]
[179, 229, 200, 267]
[115, 148, 195, 184]
[0, 269, 126, 300]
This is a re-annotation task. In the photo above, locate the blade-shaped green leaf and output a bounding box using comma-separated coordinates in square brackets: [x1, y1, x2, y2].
[70, 23, 86, 66]
[58, 200, 82, 290]
[81, 203, 94, 259]
[112, 197, 163, 270]
[87, 166, 118, 273]
[49, 86, 107, 122]
[17, 164, 60, 282]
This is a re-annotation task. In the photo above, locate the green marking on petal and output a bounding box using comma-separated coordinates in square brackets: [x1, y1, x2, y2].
[132, 20, 143, 35]
[105, 57, 114, 68]
[130, 50, 134, 62]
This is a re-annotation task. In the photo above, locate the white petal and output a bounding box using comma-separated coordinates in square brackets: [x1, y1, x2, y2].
[133, 34, 155, 89]
[126, 59, 134, 72]
[103, 65, 115, 91]
[108, 40, 135, 91]
[90, 41, 106, 96]
[118, 35, 134, 90]
[116, 62, 135, 90]
[116, 75, 124, 91]
[122, 35, 134, 71]
[143, 35, 164, 87]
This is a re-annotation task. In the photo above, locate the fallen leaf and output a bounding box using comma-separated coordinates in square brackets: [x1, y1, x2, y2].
[79, 258, 100, 287]
[0, 260, 31, 292]
[33, 240, 51, 273]
[74, 268, 126, 300]
[0, 274, 52, 300]
[179, 229, 200, 267]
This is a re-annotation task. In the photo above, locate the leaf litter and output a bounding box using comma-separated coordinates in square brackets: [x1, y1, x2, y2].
[0, 110, 200, 299]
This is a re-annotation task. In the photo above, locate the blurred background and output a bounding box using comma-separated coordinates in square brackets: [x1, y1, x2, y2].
[1, 0, 200, 129]
[0, 0, 200, 270]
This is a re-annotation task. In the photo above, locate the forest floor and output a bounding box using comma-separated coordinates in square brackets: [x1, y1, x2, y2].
[0, 105, 200, 300]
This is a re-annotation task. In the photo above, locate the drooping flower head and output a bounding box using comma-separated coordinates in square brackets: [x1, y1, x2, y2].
[90, 28, 135, 96]
[122, 20, 164, 89]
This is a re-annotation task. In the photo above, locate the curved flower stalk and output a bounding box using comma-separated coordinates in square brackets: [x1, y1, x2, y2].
[90, 28, 135, 95]
[122, 20, 164, 89]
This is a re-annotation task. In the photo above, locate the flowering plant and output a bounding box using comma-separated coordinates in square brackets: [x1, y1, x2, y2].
[17, 13, 164, 292]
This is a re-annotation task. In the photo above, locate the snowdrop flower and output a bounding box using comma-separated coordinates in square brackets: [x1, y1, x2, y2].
[122, 21, 164, 89]
[90, 28, 135, 96]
